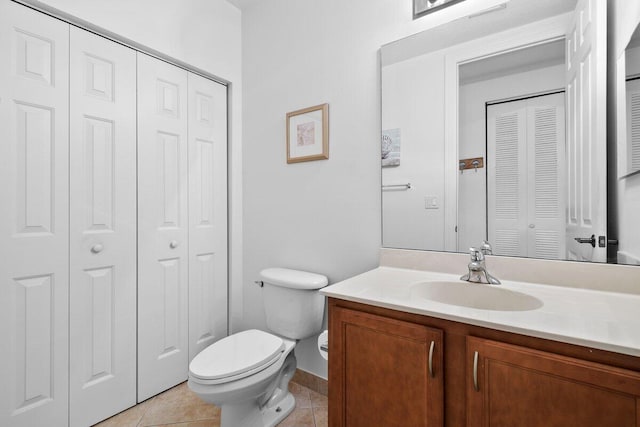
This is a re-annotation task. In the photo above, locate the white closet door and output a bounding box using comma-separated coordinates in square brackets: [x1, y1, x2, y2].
[487, 104, 528, 257]
[137, 52, 190, 401]
[625, 79, 640, 174]
[488, 94, 566, 260]
[69, 27, 137, 426]
[565, 0, 607, 262]
[526, 94, 566, 260]
[188, 74, 228, 361]
[0, 3, 69, 427]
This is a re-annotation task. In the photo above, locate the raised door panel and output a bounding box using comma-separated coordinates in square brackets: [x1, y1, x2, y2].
[0, 3, 69, 427]
[137, 52, 189, 401]
[188, 73, 228, 360]
[565, 0, 607, 262]
[467, 337, 640, 427]
[69, 27, 137, 426]
[329, 307, 443, 427]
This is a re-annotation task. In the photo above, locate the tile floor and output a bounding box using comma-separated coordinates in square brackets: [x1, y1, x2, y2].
[93, 381, 327, 427]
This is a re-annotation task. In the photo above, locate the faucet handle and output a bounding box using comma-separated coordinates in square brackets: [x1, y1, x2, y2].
[481, 240, 493, 255]
[469, 247, 484, 262]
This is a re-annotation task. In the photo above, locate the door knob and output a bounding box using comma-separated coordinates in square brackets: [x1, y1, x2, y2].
[91, 244, 104, 254]
[169, 240, 179, 249]
[574, 234, 596, 248]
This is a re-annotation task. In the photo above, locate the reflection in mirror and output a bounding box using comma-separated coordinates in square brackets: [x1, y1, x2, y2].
[458, 40, 566, 259]
[380, 0, 628, 264]
[616, 22, 640, 265]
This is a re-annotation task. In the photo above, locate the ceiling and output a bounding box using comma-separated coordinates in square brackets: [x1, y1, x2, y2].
[459, 38, 565, 84]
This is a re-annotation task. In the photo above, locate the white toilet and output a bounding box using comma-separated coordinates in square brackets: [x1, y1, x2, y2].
[188, 268, 328, 427]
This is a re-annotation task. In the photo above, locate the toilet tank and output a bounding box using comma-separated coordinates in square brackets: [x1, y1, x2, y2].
[260, 268, 328, 340]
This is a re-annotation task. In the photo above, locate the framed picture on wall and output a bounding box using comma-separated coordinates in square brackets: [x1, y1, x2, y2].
[413, 0, 466, 19]
[286, 103, 329, 163]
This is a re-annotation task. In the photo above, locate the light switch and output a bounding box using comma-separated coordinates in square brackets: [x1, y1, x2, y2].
[425, 196, 439, 209]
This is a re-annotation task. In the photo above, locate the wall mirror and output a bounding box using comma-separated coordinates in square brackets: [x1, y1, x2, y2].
[380, 0, 640, 265]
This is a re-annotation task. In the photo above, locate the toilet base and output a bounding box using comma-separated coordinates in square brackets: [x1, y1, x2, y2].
[262, 392, 295, 427]
[218, 391, 295, 427]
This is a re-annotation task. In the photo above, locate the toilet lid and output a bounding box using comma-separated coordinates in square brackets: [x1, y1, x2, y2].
[189, 329, 285, 381]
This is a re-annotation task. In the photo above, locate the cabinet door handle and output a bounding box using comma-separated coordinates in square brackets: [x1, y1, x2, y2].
[473, 351, 479, 392]
[428, 341, 435, 378]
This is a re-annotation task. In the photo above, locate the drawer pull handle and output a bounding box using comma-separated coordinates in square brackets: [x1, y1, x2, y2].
[428, 341, 435, 378]
[169, 240, 179, 249]
[473, 351, 479, 392]
[91, 244, 104, 254]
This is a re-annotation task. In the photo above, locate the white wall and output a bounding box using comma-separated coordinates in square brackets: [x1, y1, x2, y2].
[458, 64, 564, 252]
[626, 46, 640, 76]
[240, 0, 511, 379]
[28, 0, 246, 325]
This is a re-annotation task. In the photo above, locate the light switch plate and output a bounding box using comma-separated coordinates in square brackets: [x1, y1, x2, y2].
[425, 196, 439, 209]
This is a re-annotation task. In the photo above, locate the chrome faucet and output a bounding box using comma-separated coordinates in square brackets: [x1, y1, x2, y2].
[461, 243, 501, 285]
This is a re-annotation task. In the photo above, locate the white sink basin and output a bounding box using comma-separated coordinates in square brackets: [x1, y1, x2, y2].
[411, 281, 543, 311]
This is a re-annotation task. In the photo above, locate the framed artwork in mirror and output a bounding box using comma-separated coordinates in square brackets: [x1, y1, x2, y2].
[414, 0, 466, 19]
[286, 103, 329, 163]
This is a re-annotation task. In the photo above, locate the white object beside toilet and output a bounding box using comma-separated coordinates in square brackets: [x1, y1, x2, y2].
[188, 268, 328, 427]
[317, 330, 329, 361]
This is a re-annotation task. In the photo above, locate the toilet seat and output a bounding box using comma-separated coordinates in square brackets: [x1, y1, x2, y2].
[189, 329, 285, 385]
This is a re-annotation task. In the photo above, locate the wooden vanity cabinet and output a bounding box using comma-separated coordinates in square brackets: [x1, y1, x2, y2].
[329, 306, 444, 427]
[328, 298, 640, 427]
[467, 337, 640, 427]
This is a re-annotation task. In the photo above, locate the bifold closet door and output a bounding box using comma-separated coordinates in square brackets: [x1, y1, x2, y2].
[137, 52, 190, 401]
[0, 2, 70, 427]
[69, 27, 137, 426]
[188, 74, 228, 361]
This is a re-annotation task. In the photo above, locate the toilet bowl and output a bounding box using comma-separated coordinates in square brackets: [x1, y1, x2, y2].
[188, 268, 328, 427]
[189, 329, 297, 427]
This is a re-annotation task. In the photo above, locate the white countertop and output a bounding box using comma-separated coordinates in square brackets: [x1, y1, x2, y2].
[320, 266, 640, 357]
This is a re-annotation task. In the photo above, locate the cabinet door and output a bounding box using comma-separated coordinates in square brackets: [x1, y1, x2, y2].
[329, 307, 444, 427]
[187, 73, 228, 361]
[0, 2, 69, 426]
[467, 337, 640, 427]
[137, 52, 189, 401]
[69, 27, 137, 426]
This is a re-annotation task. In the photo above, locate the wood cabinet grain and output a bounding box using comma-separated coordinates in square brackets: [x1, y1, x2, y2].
[329, 306, 444, 427]
[328, 298, 640, 427]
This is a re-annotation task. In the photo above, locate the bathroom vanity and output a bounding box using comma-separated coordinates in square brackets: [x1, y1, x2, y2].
[321, 251, 640, 427]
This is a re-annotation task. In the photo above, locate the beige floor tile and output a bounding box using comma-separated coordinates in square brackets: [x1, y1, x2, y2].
[93, 380, 320, 427]
[138, 383, 220, 426]
[152, 420, 220, 427]
[313, 407, 328, 427]
[289, 381, 311, 409]
[276, 407, 315, 427]
[93, 396, 155, 427]
[309, 389, 327, 408]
